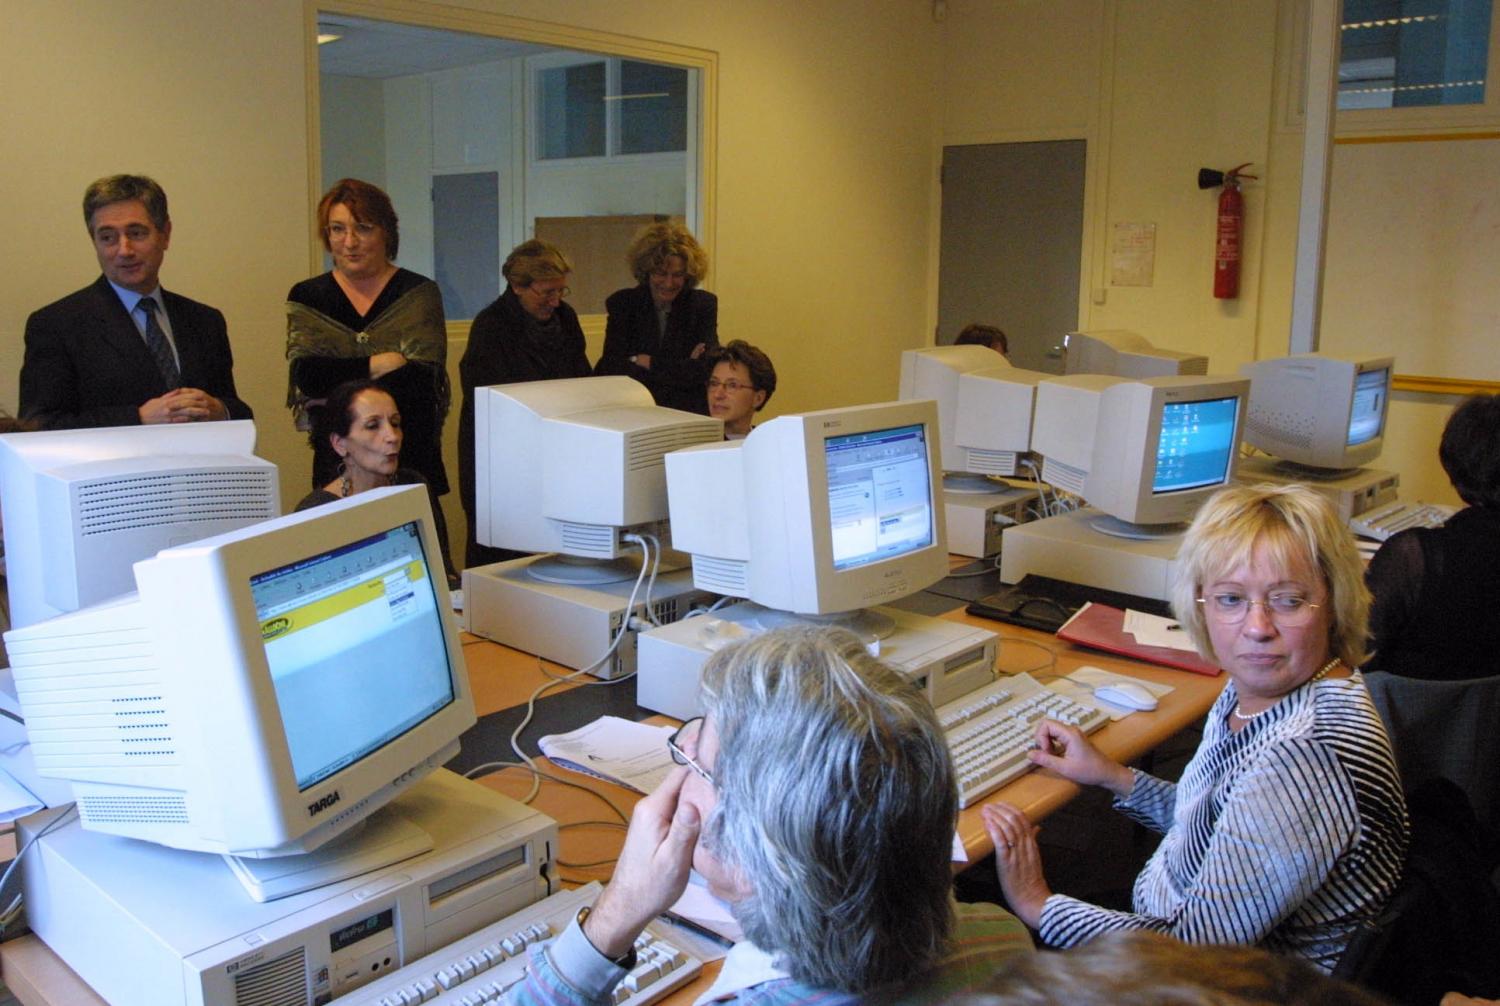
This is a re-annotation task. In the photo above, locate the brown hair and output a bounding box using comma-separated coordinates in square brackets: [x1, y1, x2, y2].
[958, 930, 1387, 1006]
[955, 323, 1009, 356]
[1439, 393, 1500, 508]
[626, 221, 708, 286]
[502, 239, 572, 288]
[706, 340, 777, 411]
[317, 178, 400, 259]
[83, 174, 169, 232]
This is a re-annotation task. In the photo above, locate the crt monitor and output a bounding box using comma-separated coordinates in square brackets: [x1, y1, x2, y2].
[898, 345, 1045, 488]
[1064, 329, 1208, 378]
[3, 485, 476, 863]
[665, 399, 949, 618]
[1032, 373, 1248, 535]
[1240, 353, 1393, 471]
[0, 420, 279, 630]
[472, 376, 721, 577]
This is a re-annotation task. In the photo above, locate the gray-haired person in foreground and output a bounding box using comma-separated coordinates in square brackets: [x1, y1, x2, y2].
[509, 626, 1032, 1005]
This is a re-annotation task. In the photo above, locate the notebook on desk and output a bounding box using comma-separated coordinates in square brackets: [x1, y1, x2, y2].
[1056, 601, 1222, 676]
[966, 574, 1173, 634]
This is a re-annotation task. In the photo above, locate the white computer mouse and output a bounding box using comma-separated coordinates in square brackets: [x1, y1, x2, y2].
[1093, 681, 1159, 711]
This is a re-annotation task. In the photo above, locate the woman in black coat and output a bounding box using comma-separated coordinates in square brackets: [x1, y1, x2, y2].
[458, 239, 591, 567]
[595, 222, 717, 414]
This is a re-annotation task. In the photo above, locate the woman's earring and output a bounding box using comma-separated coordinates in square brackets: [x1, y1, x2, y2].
[337, 455, 352, 498]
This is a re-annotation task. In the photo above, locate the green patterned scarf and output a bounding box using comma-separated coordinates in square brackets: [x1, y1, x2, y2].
[285, 278, 449, 429]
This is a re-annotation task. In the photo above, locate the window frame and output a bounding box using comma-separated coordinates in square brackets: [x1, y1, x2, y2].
[1283, 0, 1500, 136]
[527, 50, 693, 165]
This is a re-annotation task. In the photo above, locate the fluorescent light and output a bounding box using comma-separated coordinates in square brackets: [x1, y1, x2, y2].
[1342, 14, 1442, 31]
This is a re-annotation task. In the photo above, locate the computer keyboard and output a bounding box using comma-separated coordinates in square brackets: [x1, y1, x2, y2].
[938, 672, 1110, 808]
[1347, 500, 1456, 541]
[338, 882, 704, 1006]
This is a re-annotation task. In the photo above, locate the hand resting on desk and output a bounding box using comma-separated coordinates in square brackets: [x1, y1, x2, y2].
[981, 717, 1135, 928]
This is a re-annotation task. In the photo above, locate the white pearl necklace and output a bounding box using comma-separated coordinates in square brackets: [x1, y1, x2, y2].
[1230, 656, 1341, 723]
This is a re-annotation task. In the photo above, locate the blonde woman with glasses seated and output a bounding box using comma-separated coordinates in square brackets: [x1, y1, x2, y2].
[981, 483, 1409, 973]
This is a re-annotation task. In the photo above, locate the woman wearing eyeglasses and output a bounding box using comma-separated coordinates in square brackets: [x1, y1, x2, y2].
[595, 222, 717, 414]
[706, 340, 776, 440]
[286, 179, 449, 504]
[458, 239, 591, 568]
[981, 483, 1408, 972]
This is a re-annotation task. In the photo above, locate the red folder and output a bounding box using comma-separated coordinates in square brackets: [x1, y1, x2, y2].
[1056, 602, 1222, 677]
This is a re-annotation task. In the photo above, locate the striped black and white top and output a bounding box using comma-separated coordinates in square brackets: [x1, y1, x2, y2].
[1038, 671, 1409, 971]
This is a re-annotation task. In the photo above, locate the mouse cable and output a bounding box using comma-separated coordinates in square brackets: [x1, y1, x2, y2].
[463, 759, 632, 825]
[995, 636, 1061, 681]
[499, 538, 653, 804]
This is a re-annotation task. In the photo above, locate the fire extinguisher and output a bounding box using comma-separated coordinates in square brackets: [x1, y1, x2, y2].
[1199, 164, 1257, 300]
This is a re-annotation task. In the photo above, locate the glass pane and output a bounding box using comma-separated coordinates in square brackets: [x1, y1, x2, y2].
[618, 60, 688, 154]
[538, 61, 606, 159]
[1339, 0, 1492, 109]
[432, 172, 500, 322]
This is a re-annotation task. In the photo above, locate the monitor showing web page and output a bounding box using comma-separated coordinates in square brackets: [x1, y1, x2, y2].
[1346, 368, 1388, 446]
[251, 520, 455, 791]
[827, 423, 935, 571]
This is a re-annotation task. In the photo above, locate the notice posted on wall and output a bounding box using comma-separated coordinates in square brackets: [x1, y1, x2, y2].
[1111, 221, 1157, 287]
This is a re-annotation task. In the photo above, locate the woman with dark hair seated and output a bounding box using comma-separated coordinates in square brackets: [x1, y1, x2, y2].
[1365, 393, 1500, 680]
[954, 322, 1009, 358]
[595, 222, 717, 413]
[705, 339, 776, 440]
[296, 380, 454, 581]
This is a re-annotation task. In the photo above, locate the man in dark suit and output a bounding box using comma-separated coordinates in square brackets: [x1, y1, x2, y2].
[19, 174, 252, 429]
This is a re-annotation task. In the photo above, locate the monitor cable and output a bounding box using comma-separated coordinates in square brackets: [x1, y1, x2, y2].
[490, 535, 657, 805]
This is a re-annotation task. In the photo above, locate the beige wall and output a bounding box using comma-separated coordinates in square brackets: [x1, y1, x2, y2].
[0, 0, 942, 533]
[0, 0, 313, 507]
[941, 1, 1280, 370]
[937, 0, 1467, 503]
[0, 0, 1470, 538]
[321, 73, 387, 190]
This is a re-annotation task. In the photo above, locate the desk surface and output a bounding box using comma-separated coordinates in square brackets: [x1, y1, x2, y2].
[0, 609, 1224, 1006]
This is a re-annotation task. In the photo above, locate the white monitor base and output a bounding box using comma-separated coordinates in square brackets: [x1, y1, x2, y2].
[637, 601, 999, 720]
[19, 769, 558, 1006]
[464, 553, 714, 680]
[1235, 456, 1399, 520]
[225, 809, 435, 902]
[746, 606, 897, 644]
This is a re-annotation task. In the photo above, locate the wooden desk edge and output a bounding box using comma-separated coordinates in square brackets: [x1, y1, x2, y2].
[952, 611, 1223, 865]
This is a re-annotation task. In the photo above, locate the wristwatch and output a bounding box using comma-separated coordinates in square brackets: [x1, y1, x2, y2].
[576, 905, 638, 969]
[629, 354, 640, 365]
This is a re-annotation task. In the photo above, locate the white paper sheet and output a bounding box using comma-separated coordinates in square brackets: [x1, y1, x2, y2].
[1123, 608, 1198, 652]
[538, 716, 675, 795]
